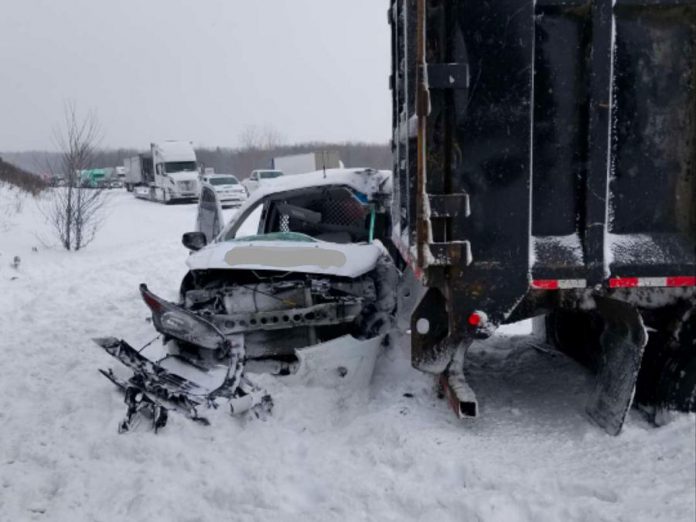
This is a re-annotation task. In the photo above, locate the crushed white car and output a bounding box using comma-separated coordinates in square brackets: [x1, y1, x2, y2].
[95, 168, 399, 431]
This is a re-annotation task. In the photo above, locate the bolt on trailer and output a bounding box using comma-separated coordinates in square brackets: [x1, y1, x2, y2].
[390, 0, 696, 434]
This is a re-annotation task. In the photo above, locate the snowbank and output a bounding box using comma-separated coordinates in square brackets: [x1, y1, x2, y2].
[0, 188, 693, 521]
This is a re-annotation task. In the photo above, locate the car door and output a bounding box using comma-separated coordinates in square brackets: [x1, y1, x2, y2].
[196, 182, 225, 243]
[246, 172, 258, 193]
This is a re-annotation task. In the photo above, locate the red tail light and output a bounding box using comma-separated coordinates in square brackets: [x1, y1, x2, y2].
[140, 284, 164, 313]
[468, 313, 482, 327]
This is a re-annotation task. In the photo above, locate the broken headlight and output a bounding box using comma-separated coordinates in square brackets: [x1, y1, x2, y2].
[140, 284, 226, 351]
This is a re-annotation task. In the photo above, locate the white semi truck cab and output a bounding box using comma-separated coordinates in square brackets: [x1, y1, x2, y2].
[126, 141, 200, 203]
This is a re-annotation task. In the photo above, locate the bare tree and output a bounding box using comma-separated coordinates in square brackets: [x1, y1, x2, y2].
[259, 125, 284, 150]
[233, 125, 286, 177]
[238, 124, 284, 151]
[42, 102, 107, 251]
[238, 126, 262, 151]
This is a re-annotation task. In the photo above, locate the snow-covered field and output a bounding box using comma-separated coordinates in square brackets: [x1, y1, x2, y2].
[1, 186, 694, 522]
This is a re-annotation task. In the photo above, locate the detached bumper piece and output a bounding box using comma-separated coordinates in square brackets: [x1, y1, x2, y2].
[94, 337, 272, 433]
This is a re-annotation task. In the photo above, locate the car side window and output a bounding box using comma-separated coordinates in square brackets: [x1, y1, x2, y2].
[201, 186, 216, 203]
[225, 203, 263, 240]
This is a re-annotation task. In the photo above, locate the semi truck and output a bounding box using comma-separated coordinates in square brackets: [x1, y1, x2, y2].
[390, 0, 696, 434]
[79, 168, 107, 188]
[124, 141, 200, 203]
[272, 151, 341, 175]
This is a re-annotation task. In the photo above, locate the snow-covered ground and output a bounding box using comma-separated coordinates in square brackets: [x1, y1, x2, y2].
[1, 187, 694, 522]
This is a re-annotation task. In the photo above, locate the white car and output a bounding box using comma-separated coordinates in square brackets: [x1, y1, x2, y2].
[199, 174, 247, 207]
[189, 168, 397, 371]
[242, 169, 284, 194]
[95, 168, 397, 429]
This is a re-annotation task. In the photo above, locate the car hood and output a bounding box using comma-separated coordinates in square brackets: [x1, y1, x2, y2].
[186, 238, 383, 278]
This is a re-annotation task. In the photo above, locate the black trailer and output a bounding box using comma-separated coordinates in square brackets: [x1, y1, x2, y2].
[389, 0, 696, 434]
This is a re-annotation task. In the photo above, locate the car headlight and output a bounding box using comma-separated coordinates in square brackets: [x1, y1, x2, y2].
[140, 284, 226, 351]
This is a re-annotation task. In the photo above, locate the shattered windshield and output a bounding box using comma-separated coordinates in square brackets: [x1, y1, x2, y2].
[230, 232, 316, 243]
[225, 185, 376, 245]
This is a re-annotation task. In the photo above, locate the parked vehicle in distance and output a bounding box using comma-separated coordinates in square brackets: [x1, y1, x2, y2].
[80, 168, 107, 188]
[242, 169, 284, 194]
[124, 141, 200, 203]
[272, 151, 341, 175]
[49, 176, 66, 187]
[199, 173, 247, 208]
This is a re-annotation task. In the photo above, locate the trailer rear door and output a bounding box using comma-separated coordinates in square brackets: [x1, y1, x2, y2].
[391, 0, 696, 324]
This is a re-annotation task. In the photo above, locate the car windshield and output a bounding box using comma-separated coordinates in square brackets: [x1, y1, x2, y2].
[209, 177, 238, 186]
[259, 171, 283, 179]
[230, 232, 316, 243]
[165, 161, 197, 173]
[225, 185, 376, 245]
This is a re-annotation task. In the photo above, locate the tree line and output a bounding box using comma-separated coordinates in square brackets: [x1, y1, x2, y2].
[2, 142, 391, 180]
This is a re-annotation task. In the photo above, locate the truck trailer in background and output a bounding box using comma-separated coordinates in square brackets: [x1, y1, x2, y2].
[124, 141, 200, 203]
[272, 151, 341, 175]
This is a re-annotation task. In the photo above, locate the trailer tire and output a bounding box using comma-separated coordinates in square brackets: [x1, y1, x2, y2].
[654, 351, 696, 412]
[636, 312, 696, 412]
[545, 309, 604, 371]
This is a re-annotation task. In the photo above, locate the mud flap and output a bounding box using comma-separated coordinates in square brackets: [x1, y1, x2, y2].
[587, 297, 648, 436]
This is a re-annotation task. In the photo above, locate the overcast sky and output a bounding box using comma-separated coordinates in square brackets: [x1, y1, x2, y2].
[0, 0, 391, 151]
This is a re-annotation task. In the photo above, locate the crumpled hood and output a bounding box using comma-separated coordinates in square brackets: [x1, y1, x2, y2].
[186, 239, 384, 278]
